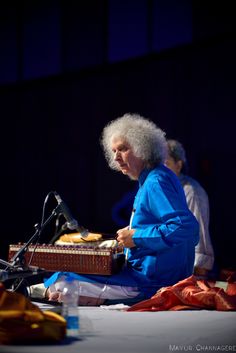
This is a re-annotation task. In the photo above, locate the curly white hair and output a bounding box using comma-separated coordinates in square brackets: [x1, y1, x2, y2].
[100, 113, 167, 171]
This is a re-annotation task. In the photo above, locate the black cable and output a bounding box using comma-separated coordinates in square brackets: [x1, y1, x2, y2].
[27, 191, 56, 266]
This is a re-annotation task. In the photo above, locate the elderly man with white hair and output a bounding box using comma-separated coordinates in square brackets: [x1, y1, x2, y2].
[33, 113, 199, 306]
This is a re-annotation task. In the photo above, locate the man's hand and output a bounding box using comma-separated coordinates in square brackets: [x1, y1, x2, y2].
[116, 227, 136, 248]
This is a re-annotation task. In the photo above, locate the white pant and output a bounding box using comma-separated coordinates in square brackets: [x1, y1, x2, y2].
[52, 278, 140, 300]
[29, 279, 140, 300]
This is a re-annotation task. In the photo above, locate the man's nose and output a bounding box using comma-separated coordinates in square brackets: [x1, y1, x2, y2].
[114, 151, 121, 160]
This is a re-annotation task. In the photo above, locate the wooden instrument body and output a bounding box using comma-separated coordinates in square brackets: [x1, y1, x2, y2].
[8, 244, 125, 275]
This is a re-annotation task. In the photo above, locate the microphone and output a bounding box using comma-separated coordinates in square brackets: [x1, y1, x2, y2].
[54, 192, 79, 231]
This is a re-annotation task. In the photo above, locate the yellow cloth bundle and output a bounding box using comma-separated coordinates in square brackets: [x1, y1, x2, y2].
[0, 282, 66, 345]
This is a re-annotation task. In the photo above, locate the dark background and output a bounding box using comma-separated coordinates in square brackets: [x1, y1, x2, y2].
[0, 1, 235, 271]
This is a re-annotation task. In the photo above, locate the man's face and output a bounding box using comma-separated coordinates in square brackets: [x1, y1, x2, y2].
[165, 156, 182, 176]
[111, 137, 144, 180]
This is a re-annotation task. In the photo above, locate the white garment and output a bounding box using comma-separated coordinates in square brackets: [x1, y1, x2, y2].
[29, 279, 140, 300]
[180, 174, 214, 270]
[51, 278, 140, 300]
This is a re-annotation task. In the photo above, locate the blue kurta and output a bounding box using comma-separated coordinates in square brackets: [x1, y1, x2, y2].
[45, 165, 199, 299]
[126, 165, 199, 296]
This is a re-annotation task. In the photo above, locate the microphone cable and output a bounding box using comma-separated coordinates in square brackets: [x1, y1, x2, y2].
[27, 191, 56, 267]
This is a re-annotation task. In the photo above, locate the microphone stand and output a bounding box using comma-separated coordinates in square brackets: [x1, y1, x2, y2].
[0, 205, 62, 293]
[8, 205, 61, 269]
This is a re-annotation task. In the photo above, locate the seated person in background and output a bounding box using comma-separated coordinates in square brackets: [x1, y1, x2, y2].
[33, 113, 199, 306]
[165, 139, 215, 278]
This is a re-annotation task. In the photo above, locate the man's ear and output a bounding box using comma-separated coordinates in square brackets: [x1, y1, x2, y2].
[176, 160, 183, 174]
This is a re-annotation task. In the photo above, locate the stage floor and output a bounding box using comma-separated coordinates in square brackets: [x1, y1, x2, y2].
[1, 304, 236, 353]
